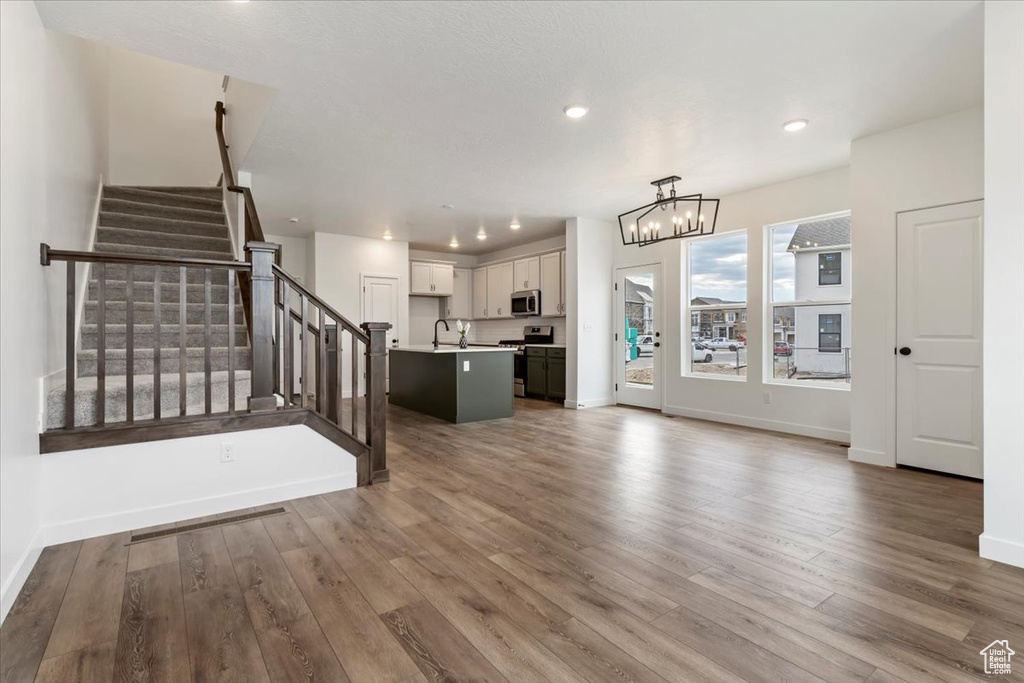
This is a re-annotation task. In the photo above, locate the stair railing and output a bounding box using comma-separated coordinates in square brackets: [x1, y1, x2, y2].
[214, 101, 276, 347]
[40, 242, 391, 485]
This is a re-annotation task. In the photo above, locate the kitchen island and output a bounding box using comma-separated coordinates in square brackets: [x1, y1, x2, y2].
[388, 345, 516, 423]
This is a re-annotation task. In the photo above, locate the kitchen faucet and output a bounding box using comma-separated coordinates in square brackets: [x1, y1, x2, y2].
[433, 319, 450, 349]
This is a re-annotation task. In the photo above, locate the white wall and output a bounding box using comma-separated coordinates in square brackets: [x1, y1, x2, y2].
[310, 232, 410, 389]
[106, 46, 223, 186]
[224, 76, 276, 171]
[849, 108, 984, 467]
[566, 218, 615, 409]
[612, 168, 853, 440]
[39, 426, 356, 546]
[1, 2, 111, 620]
[981, 0, 1024, 568]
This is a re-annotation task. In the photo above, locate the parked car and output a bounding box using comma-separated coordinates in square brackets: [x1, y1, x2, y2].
[774, 341, 793, 356]
[692, 342, 714, 363]
[705, 337, 743, 351]
[636, 335, 655, 355]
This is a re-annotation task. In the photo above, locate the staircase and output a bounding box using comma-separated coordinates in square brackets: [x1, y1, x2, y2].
[40, 100, 391, 486]
[46, 186, 251, 429]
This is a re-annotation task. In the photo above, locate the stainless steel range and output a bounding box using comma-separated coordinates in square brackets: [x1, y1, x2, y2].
[501, 325, 554, 397]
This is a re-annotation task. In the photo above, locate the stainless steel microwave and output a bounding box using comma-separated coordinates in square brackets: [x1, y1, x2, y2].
[511, 290, 540, 317]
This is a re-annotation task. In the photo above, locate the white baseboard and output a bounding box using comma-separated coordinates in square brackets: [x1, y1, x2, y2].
[0, 528, 44, 624]
[980, 533, 1024, 568]
[40, 472, 356, 548]
[662, 404, 850, 443]
[565, 397, 615, 410]
[847, 447, 895, 468]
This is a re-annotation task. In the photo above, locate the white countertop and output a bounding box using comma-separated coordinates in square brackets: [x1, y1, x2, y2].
[390, 345, 517, 354]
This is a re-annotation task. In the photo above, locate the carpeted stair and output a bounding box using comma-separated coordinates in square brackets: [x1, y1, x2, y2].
[47, 186, 251, 429]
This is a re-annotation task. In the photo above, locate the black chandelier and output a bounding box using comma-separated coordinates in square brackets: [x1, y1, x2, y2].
[618, 175, 720, 247]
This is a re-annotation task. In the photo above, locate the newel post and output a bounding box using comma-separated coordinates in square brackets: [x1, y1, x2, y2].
[246, 241, 280, 412]
[361, 321, 392, 484]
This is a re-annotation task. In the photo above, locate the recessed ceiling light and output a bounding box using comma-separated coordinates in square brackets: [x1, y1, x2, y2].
[563, 105, 588, 119]
[449, 238, 459, 248]
[382, 231, 393, 241]
[510, 221, 521, 230]
[441, 204, 455, 210]
[782, 119, 808, 132]
[476, 232, 487, 241]
[288, 217, 299, 223]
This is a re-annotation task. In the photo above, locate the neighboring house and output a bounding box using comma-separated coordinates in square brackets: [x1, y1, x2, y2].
[625, 278, 654, 334]
[774, 306, 796, 344]
[788, 215, 851, 375]
[690, 297, 747, 340]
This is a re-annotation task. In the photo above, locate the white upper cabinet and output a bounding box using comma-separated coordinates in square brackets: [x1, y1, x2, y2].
[472, 267, 488, 319]
[446, 267, 472, 319]
[410, 262, 433, 295]
[410, 261, 454, 296]
[513, 256, 541, 291]
[430, 263, 454, 295]
[486, 262, 515, 318]
[540, 251, 564, 316]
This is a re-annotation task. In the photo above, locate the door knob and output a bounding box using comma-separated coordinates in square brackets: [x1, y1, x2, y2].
[899, 347, 912, 356]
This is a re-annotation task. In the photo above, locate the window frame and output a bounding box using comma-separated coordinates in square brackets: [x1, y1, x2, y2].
[763, 210, 851, 390]
[818, 251, 842, 286]
[682, 230, 749, 382]
[818, 313, 842, 352]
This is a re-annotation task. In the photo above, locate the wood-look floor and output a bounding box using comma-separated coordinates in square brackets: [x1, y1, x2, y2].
[3, 400, 1023, 683]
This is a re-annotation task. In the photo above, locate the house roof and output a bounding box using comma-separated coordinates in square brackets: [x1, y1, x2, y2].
[624, 279, 653, 303]
[691, 297, 743, 306]
[787, 215, 851, 252]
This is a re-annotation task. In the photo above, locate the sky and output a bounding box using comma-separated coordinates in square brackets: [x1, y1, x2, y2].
[689, 232, 748, 302]
[685, 226, 798, 303]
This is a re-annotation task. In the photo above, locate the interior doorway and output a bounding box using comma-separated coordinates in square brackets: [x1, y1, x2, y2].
[361, 273, 401, 390]
[896, 201, 984, 478]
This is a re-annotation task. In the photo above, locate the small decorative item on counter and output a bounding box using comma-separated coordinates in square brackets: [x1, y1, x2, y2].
[457, 319, 470, 348]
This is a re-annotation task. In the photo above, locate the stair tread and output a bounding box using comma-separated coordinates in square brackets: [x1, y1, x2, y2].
[99, 213, 229, 234]
[103, 186, 221, 210]
[116, 185, 222, 199]
[50, 369, 252, 394]
[100, 198, 225, 224]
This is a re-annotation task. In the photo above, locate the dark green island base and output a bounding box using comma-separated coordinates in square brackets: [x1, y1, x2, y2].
[388, 347, 516, 423]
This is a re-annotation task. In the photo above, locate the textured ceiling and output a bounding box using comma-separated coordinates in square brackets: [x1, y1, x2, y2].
[36, 0, 983, 253]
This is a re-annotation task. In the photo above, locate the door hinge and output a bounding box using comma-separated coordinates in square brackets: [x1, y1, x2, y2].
[614, 282, 618, 291]
[615, 332, 618, 341]
[615, 383, 618, 391]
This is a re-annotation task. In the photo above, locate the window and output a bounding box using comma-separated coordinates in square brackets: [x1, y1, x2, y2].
[685, 232, 747, 378]
[818, 314, 841, 351]
[767, 212, 851, 386]
[819, 252, 842, 285]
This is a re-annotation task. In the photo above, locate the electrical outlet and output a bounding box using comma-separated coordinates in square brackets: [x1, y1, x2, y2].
[762, 392, 771, 404]
[463, 360, 470, 372]
[220, 443, 236, 463]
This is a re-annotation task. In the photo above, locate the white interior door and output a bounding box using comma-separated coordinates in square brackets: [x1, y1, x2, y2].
[896, 201, 983, 478]
[615, 264, 663, 410]
[362, 274, 401, 389]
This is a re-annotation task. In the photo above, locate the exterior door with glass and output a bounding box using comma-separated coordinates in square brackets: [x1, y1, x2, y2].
[615, 265, 662, 409]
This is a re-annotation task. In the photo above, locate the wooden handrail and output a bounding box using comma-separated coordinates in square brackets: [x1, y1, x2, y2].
[272, 264, 369, 343]
[40, 244, 251, 271]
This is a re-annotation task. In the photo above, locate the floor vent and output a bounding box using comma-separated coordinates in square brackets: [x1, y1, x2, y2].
[129, 506, 287, 544]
